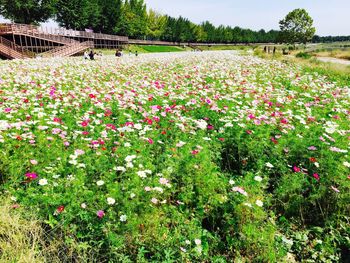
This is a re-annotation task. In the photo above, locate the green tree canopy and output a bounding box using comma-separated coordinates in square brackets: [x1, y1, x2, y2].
[279, 8, 316, 44]
[0, 0, 55, 24]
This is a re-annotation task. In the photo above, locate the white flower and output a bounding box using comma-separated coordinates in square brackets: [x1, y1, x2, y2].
[120, 214, 127, 222]
[115, 166, 126, 172]
[96, 180, 105, 186]
[176, 141, 186, 147]
[126, 162, 134, 168]
[255, 200, 263, 207]
[137, 171, 147, 178]
[254, 176, 263, 182]
[343, 161, 350, 168]
[185, 240, 191, 245]
[107, 197, 116, 205]
[229, 179, 235, 185]
[39, 178, 48, 186]
[130, 193, 136, 198]
[124, 142, 131, 147]
[125, 155, 136, 162]
[265, 162, 274, 168]
[134, 123, 142, 130]
[81, 203, 87, 209]
[194, 119, 207, 130]
[194, 239, 202, 246]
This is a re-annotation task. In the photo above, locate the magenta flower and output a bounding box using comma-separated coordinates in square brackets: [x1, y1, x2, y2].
[97, 210, 105, 218]
[312, 173, 320, 181]
[293, 166, 301, 173]
[81, 120, 89, 127]
[25, 172, 38, 180]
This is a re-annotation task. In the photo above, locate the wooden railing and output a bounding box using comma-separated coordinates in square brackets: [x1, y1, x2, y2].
[41, 41, 94, 58]
[0, 23, 128, 43]
[0, 36, 32, 58]
[53, 28, 129, 42]
[0, 24, 78, 45]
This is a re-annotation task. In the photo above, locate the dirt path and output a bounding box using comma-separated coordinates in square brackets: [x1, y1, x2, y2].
[316, 56, 350, 66]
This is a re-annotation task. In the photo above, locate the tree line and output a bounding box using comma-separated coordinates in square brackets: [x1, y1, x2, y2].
[0, 0, 348, 44]
[0, 0, 278, 43]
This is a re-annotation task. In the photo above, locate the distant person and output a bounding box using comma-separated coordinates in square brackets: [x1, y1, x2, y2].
[135, 50, 138, 57]
[84, 51, 89, 60]
[89, 50, 95, 60]
[264, 46, 267, 53]
[273, 47, 276, 55]
[115, 49, 122, 57]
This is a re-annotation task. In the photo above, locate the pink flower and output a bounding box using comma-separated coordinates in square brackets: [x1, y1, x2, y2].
[271, 137, 278, 144]
[232, 186, 248, 196]
[147, 138, 154, 144]
[280, 118, 288, 124]
[159, 178, 169, 185]
[207, 125, 214, 130]
[25, 172, 38, 180]
[308, 146, 317, 151]
[30, 160, 38, 165]
[81, 120, 89, 127]
[312, 173, 320, 181]
[97, 210, 105, 218]
[191, 150, 199, 155]
[293, 166, 301, 173]
[4, 108, 12, 113]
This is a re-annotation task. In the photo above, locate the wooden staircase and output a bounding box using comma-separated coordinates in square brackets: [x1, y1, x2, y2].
[41, 41, 94, 58]
[0, 24, 78, 45]
[188, 44, 203, 51]
[0, 36, 31, 59]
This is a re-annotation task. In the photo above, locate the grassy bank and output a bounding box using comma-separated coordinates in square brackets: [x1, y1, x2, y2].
[97, 44, 254, 55]
[97, 45, 189, 55]
[254, 48, 350, 87]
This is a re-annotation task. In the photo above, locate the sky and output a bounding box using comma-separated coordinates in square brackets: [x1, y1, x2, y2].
[0, 0, 349, 36]
[143, 0, 349, 36]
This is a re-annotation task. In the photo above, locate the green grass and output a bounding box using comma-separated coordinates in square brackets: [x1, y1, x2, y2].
[140, 45, 186, 53]
[199, 45, 255, 51]
[96, 45, 189, 55]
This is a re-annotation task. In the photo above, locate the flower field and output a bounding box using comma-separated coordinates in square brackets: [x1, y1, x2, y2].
[0, 52, 349, 262]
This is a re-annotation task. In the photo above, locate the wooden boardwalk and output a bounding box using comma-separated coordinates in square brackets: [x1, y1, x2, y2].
[0, 23, 128, 59]
[0, 23, 276, 59]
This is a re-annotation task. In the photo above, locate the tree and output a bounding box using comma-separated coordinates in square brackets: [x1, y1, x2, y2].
[115, 0, 147, 38]
[0, 0, 55, 24]
[146, 9, 167, 40]
[279, 8, 316, 45]
[97, 0, 122, 34]
[55, 0, 101, 31]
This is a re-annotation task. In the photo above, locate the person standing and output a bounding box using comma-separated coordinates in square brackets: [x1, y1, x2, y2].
[89, 50, 95, 60]
[84, 51, 89, 60]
